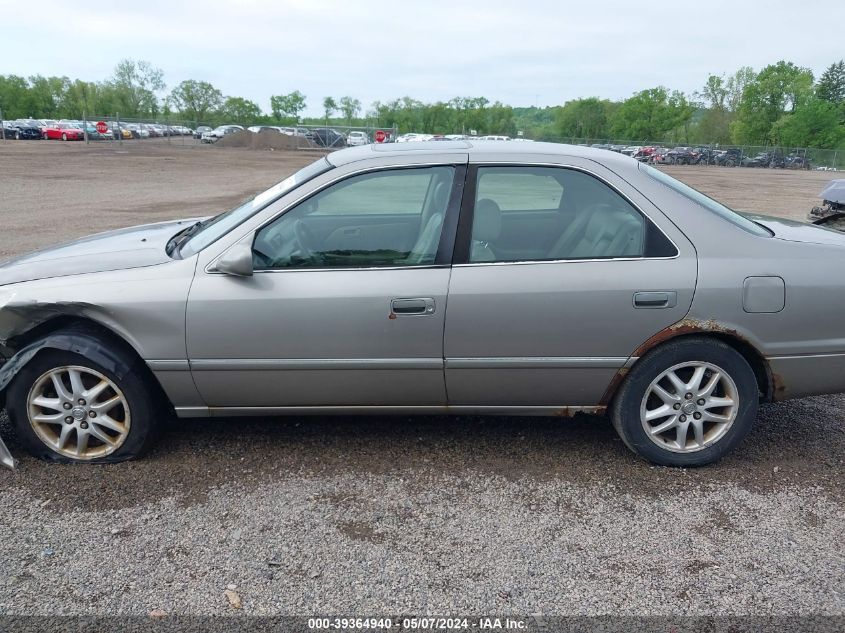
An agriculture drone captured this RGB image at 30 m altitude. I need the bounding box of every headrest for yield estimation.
[472,198,502,242]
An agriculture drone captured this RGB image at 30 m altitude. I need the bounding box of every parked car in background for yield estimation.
[36,119,58,138]
[649,148,672,164]
[108,123,133,140]
[785,154,810,169]
[44,122,84,141]
[201,125,244,143]
[691,147,719,165]
[622,146,641,157]
[311,128,346,148]
[143,124,162,138]
[346,131,370,146]
[633,146,660,162]
[82,122,114,141]
[665,147,696,165]
[193,126,212,139]
[742,152,785,169]
[2,120,42,140]
[714,148,742,167]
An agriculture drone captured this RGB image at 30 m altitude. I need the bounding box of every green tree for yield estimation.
[726,66,756,112]
[0,75,34,118]
[731,61,814,144]
[817,60,845,105]
[270,90,306,123]
[772,97,845,148]
[610,87,692,141]
[108,59,165,117]
[169,80,223,124]
[221,96,262,123]
[322,96,337,122]
[555,97,612,140]
[338,96,361,124]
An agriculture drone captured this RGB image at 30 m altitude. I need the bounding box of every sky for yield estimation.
[1,0,843,117]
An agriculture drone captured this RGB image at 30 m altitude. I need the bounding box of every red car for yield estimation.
[44,122,84,141]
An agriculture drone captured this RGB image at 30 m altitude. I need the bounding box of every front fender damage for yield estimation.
[0,323,134,470]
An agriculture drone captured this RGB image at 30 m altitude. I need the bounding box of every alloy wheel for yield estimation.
[27,365,131,460]
[639,361,738,453]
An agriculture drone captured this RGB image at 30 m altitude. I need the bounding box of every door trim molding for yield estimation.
[174,404,607,418]
[189,358,444,371]
[445,356,630,369]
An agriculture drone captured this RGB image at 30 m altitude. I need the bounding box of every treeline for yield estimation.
[1,58,843,148]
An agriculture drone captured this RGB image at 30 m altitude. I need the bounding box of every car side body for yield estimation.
[2,141,845,466]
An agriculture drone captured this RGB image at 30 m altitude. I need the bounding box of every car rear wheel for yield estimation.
[61,133,67,141]
[610,338,758,466]
[7,349,162,463]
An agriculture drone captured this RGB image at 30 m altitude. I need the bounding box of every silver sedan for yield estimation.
[1,142,843,469]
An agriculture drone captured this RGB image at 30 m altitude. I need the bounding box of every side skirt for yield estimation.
[174,405,607,418]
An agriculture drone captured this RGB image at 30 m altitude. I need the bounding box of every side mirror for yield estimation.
[215,243,254,277]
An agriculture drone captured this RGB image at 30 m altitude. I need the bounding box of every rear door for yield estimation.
[444,157,697,407]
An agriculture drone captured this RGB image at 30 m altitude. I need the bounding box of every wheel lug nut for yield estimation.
[89,411,97,418]
[80,421,88,429]
[685,393,693,400]
[64,416,73,424]
[679,415,687,422]
[78,399,86,406]
[63,403,72,410]
[697,398,705,406]
[673,403,681,410]
[694,412,702,420]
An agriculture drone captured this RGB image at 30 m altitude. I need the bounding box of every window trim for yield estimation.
[246,163,468,273]
[452,162,680,266]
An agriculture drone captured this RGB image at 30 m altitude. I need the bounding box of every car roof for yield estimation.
[325,140,637,169]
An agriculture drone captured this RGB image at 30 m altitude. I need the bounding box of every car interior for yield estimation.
[251,165,674,270]
[469,167,651,263]
[252,166,455,269]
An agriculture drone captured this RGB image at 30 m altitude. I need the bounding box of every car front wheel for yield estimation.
[611,338,758,466]
[7,348,162,463]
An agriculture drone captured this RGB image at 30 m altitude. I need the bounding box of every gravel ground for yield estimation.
[0,141,843,617]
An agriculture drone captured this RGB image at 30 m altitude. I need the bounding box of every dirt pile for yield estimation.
[216,129,317,150]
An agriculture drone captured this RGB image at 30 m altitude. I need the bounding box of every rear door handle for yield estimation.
[391,298,436,315]
[633,291,677,309]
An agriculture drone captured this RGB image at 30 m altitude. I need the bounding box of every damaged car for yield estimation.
[3,142,845,469]
[808,179,845,231]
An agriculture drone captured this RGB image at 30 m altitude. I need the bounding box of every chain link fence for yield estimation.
[0,108,839,170]
[537,136,843,171]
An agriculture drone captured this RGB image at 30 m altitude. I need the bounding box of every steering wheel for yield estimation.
[294,220,320,258]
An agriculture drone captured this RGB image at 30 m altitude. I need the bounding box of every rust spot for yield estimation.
[771,372,786,401]
[598,367,629,406]
[552,406,606,418]
[598,318,760,406]
[388,313,397,320]
[629,318,743,359]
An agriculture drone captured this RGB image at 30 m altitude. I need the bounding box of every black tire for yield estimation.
[7,347,162,464]
[610,337,758,467]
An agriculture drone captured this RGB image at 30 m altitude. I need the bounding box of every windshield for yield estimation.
[177,157,333,258]
[640,163,772,237]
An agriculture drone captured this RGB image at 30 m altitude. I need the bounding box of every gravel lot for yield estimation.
[0,141,843,617]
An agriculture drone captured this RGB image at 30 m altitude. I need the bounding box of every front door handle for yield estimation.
[633,291,677,309]
[391,298,436,316]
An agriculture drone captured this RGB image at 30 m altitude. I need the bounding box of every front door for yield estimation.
[444,161,697,407]
[186,164,464,409]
